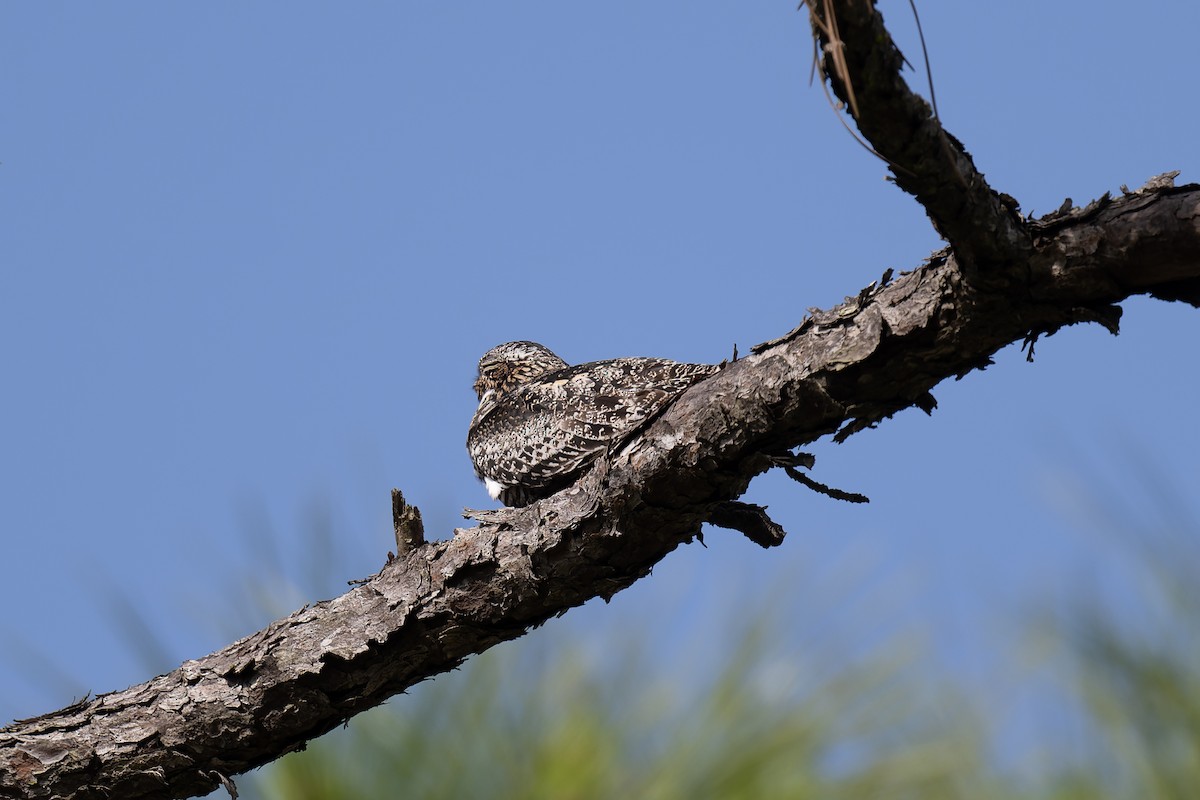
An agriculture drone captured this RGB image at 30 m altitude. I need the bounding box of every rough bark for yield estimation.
[4,3,1200,798]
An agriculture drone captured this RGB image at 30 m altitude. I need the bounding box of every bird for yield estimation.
[467,341,721,507]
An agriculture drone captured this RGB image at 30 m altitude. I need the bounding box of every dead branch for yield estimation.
[3,2,1199,796]
[3,175,1197,800]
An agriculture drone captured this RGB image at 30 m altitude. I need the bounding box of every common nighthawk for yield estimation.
[467,341,721,507]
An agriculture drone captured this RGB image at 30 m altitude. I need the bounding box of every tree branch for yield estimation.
[806,0,1031,274]
[3,176,1197,800]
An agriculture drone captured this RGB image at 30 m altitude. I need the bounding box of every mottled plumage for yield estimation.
[467,341,720,507]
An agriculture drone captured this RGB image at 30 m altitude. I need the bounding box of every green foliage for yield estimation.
[1039,505,1200,799]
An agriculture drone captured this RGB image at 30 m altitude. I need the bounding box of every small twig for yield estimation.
[209,771,238,799]
[1021,332,1039,362]
[906,0,938,122]
[392,488,425,555]
[784,466,869,504]
[707,501,787,549]
[768,450,817,470]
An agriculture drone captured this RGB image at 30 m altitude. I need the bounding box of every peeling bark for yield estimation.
[4,2,1200,797]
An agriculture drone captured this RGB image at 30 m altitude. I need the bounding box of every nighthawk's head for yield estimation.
[473,341,569,402]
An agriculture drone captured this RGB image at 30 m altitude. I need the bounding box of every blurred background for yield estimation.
[2,2,1198,797]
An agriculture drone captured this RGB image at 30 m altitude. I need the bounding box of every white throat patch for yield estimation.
[484,477,506,501]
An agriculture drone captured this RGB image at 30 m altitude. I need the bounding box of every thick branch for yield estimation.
[3,179,1197,800]
[807,0,1031,273]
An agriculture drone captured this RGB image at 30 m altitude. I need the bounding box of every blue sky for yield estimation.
[2,0,1198,774]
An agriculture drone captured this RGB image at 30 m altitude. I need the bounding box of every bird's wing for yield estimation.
[468,358,719,494]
